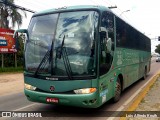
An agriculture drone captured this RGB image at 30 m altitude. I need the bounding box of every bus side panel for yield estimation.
[98,72,115,105]
[114,48,141,89]
[114,48,151,90]
[139,51,151,78]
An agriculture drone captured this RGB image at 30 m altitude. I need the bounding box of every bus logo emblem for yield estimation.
[50,86,55,92]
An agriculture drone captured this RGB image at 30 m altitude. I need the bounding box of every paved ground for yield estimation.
[0,71,160,120]
[0,73,24,96]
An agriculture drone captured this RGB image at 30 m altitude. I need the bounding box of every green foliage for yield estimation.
[0,67,23,73]
[16,33,25,66]
[155,44,160,54]
[0,0,26,28]
[0,0,26,71]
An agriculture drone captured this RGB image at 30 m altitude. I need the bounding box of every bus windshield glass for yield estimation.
[25,11,99,78]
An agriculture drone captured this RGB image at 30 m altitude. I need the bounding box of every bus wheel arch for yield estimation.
[112,74,123,103]
[118,74,123,91]
[143,66,147,80]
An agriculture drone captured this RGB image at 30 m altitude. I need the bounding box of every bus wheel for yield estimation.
[142,68,147,80]
[113,78,121,103]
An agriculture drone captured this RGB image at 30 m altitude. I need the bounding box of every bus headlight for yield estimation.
[25,83,36,91]
[74,88,96,94]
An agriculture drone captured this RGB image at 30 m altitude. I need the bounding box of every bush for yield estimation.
[0,67,23,73]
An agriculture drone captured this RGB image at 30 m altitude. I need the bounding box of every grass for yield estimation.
[140,98,145,103]
[0,67,23,73]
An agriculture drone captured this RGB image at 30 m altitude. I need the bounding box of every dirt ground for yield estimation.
[0,73,24,96]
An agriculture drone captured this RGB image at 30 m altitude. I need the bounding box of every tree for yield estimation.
[0,0,26,29]
[155,44,160,54]
[0,0,26,68]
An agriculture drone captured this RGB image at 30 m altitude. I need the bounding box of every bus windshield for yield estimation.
[25,11,99,78]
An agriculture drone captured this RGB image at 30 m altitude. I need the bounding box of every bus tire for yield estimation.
[142,68,147,80]
[113,77,121,103]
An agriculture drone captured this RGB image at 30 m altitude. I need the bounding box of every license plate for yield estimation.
[46,98,59,103]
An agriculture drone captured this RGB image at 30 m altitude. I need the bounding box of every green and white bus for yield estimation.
[15,5,151,108]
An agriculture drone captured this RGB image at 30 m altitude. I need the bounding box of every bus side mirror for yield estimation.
[100,27,108,39]
[111,43,114,51]
[14,29,29,39]
[14,29,29,50]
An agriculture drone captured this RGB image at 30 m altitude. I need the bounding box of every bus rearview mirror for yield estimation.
[100,27,108,39]
[14,29,29,50]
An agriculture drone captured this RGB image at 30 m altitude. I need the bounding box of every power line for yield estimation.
[102,0,134,26]
[0,0,35,13]
[15,0,45,11]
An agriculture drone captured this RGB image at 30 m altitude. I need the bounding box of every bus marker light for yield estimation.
[111,66,114,69]
[46,98,59,103]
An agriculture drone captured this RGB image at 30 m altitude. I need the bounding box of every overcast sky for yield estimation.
[14,0,160,53]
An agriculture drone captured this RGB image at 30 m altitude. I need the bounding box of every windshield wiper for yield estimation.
[62,47,73,79]
[34,43,53,77]
[56,35,65,59]
[56,35,73,80]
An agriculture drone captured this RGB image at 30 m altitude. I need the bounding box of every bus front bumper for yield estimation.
[24,89,100,108]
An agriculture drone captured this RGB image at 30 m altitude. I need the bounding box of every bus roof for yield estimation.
[33,5,111,16]
[32,5,150,41]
